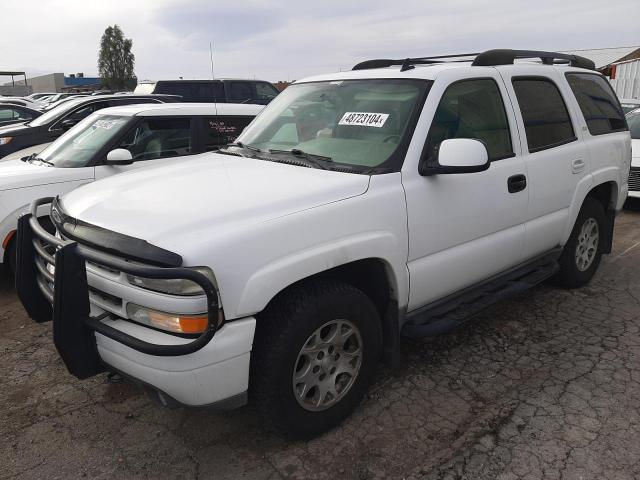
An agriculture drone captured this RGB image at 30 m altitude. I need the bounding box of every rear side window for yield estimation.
[425,78,513,161]
[512,78,575,153]
[154,82,224,102]
[203,115,255,151]
[565,73,627,135]
[227,82,254,103]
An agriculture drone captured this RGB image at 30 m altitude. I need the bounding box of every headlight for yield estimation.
[127,267,217,296]
[126,303,213,334]
[0,137,13,145]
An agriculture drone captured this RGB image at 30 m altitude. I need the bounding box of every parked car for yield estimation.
[1,97,44,110]
[42,95,89,111]
[0,94,179,159]
[0,104,42,127]
[134,79,280,105]
[620,99,640,115]
[17,49,630,439]
[626,108,640,198]
[26,93,57,101]
[0,102,261,272]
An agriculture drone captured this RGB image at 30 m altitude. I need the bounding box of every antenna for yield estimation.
[209,41,215,80]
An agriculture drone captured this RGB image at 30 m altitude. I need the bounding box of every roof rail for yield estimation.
[351,49,596,71]
[472,49,595,70]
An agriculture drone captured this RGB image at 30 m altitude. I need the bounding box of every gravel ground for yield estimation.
[2,206,640,480]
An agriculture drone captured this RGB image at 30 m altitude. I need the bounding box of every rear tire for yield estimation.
[250,279,382,439]
[557,197,606,288]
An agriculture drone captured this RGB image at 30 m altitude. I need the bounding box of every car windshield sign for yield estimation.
[37,114,131,168]
[234,79,429,172]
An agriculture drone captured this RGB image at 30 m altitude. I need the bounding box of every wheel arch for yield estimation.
[562,178,618,253]
[253,257,403,365]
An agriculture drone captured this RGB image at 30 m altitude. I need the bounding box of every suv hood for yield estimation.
[0,160,93,192]
[60,153,370,247]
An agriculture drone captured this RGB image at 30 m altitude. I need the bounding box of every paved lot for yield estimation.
[2,205,640,480]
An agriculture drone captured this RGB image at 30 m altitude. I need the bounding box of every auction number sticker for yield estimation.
[338,112,389,128]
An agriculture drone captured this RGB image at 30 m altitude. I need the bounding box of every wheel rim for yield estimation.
[575,217,599,272]
[292,319,363,412]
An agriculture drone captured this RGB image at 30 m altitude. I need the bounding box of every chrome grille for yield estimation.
[629,167,640,192]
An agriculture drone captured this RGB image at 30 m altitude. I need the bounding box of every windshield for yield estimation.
[37,113,131,167]
[235,79,429,171]
[628,110,640,139]
[28,97,87,127]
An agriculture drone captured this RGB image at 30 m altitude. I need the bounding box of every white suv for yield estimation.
[17,49,631,439]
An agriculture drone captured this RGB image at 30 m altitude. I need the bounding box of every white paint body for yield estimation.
[0,103,263,265]
[49,62,631,407]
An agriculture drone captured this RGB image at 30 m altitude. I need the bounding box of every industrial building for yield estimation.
[1,72,103,95]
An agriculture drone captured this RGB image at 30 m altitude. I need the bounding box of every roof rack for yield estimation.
[352,49,596,72]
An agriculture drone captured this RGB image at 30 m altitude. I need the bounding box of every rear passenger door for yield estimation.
[500,68,589,258]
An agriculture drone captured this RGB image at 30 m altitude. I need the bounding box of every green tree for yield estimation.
[98,25,135,91]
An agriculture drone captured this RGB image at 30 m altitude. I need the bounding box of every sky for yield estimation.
[1,0,639,83]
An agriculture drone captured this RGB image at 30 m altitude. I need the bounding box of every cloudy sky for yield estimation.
[1,0,638,82]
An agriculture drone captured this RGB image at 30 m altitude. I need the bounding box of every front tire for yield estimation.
[557,197,606,288]
[250,279,382,439]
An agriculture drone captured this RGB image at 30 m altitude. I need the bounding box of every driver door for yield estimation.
[403,73,529,311]
[95,117,194,179]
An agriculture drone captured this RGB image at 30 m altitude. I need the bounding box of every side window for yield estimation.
[565,73,627,135]
[116,118,192,160]
[60,102,110,126]
[255,82,279,102]
[227,82,254,103]
[0,107,24,120]
[203,115,255,151]
[425,78,513,162]
[512,78,575,153]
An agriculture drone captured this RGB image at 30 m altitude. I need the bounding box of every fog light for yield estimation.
[126,304,209,334]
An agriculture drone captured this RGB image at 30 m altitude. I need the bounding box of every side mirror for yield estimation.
[60,118,78,131]
[419,138,490,176]
[105,148,134,165]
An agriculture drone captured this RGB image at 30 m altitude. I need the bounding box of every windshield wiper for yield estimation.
[218,142,264,158]
[29,155,54,167]
[268,148,333,170]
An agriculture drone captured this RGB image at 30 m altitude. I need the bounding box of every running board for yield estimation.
[402,249,561,338]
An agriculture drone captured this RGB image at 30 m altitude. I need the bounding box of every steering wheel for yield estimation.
[382,135,400,143]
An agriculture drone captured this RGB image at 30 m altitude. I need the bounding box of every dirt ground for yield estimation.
[2,206,640,480]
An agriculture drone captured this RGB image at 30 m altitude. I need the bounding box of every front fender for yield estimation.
[236,231,408,318]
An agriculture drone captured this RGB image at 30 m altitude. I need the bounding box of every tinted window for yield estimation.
[512,78,575,152]
[228,82,254,103]
[203,115,255,151]
[255,82,279,101]
[565,73,627,135]
[61,101,110,126]
[425,79,513,161]
[155,82,224,102]
[117,118,192,160]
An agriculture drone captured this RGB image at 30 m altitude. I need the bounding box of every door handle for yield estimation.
[572,158,585,174]
[508,174,527,193]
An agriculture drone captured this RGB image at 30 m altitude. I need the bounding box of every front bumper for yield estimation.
[16,197,252,407]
